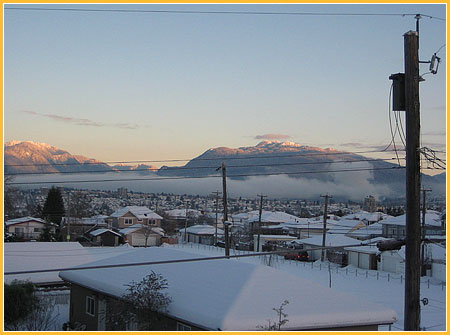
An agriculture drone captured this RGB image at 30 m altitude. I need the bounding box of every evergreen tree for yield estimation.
[41,186,65,225]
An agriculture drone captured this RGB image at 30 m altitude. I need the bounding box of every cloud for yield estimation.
[254,134,291,141]
[13,163,399,201]
[22,110,141,130]
[337,142,393,151]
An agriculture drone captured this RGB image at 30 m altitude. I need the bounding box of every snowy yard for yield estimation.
[167,243,446,331]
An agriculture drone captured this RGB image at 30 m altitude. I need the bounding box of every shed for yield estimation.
[89,229,123,246]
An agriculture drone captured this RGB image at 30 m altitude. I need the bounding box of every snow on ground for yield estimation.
[165,243,446,331]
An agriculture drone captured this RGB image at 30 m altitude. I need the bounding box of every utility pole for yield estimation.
[421,188,431,276]
[256,194,267,252]
[67,191,71,242]
[184,201,188,243]
[212,190,221,246]
[320,194,331,262]
[404,30,421,331]
[221,163,230,257]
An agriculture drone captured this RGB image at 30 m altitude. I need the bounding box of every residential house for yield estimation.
[179,224,224,245]
[380,211,444,239]
[165,209,202,221]
[297,234,359,263]
[119,224,165,247]
[5,217,56,240]
[109,206,162,229]
[59,247,397,331]
[61,215,109,241]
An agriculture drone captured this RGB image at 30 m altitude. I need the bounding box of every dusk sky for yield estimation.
[4,3,446,168]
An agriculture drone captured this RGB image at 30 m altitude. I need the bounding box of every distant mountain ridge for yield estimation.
[4,141,114,174]
[4,140,445,197]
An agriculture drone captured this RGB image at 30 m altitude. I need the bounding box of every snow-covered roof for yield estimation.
[119,224,165,236]
[326,219,364,235]
[258,235,298,240]
[165,209,202,219]
[346,222,383,238]
[59,247,397,330]
[81,215,109,225]
[110,206,162,220]
[5,242,135,285]
[247,211,302,224]
[184,225,224,235]
[89,229,122,237]
[299,234,359,247]
[379,211,443,227]
[342,211,391,222]
[5,216,47,226]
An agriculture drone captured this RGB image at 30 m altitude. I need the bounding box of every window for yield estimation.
[124,218,133,225]
[14,227,24,236]
[86,296,96,316]
[34,228,42,233]
[176,322,191,331]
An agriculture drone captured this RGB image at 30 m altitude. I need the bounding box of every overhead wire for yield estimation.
[4,148,406,168]
[4,157,403,176]
[3,7,446,21]
[6,166,408,186]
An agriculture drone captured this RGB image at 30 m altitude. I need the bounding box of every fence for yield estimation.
[172,243,446,290]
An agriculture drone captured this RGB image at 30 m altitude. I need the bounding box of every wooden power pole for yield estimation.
[67,191,71,242]
[221,163,230,257]
[320,194,331,262]
[404,30,421,331]
[212,190,221,246]
[256,194,267,252]
[421,188,431,276]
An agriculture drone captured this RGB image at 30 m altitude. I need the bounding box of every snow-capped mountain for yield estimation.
[4,141,114,174]
[158,140,381,180]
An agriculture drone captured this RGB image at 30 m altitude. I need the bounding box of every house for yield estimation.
[253,234,298,252]
[119,224,165,247]
[379,211,444,239]
[344,237,390,270]
[297,234,359,263]
[5,217,56,240]
[179,224,224,245]
[165,209,202,221]
[109,206,162,229]
[89,229,123,247]
[59,247,397,331]
[61,215,109,241]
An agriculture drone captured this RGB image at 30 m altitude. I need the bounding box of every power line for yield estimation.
[3,148,405,167]
[4,241,377,276]
[4,157,402,176]
[3,7,446,21]
[7,166,408,186]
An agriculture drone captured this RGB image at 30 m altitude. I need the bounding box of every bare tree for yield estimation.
[105,271,171,330]
[258,300,289,331]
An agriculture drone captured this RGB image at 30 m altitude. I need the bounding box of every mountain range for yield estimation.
[4,140,445,197]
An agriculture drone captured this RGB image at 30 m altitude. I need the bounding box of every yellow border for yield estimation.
[1,2,447,335]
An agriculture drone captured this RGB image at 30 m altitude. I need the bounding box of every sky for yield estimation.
[4,3,447,169]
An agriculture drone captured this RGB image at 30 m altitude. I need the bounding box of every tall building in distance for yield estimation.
[117,187,128,198]
[363,195,376,212]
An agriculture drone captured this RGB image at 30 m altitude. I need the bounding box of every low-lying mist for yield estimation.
[10,165,399,201]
